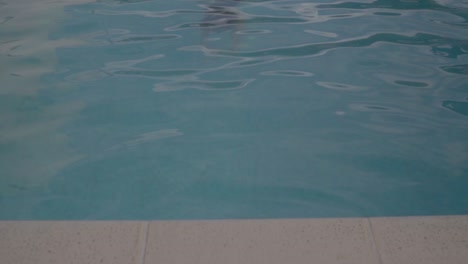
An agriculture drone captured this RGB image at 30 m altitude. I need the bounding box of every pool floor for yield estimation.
[1,215,467,264]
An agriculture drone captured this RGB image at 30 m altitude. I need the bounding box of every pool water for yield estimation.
[1,0,467,220]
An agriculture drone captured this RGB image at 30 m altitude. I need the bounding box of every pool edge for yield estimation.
[1,215,467,264]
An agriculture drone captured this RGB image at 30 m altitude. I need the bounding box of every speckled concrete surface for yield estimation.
[1,216,467,264]
[0,221,148,264]
[145,218,378,264]
[370,215,468,264]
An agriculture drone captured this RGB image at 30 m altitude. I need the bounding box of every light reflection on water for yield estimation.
[0,0,468,219]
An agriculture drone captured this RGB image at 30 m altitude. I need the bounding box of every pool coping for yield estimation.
[1,215,467,264]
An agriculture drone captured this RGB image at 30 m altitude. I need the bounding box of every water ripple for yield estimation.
[373,12,401,17]
[235,29,271,35]
[110,34,180,44]
[165,16,309,31]
[440,64,468,75]
[349,103,400,112]
[94,8,204,18]
[153,78,255,92]
[317,81,367,91]
[304,29,338,38]
[65,69,112,82]
[260,70,313,77]
[0,16,13,24]
[99,0,153,5]
[106,53,162,66]
[376,74,433,88]
[231,57,279,66]
[113,69,199,79]
[432,44,468,58]
[208,33,463,58]
[108,129,183,151]
[317,0,468,22]
[442,100,468,116]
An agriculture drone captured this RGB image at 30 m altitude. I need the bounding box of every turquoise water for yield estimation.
[1,0,467,220]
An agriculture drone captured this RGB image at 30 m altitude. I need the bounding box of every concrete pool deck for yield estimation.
[1,215,467,264]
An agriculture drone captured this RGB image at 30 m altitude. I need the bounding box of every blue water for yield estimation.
[1,0,467,220]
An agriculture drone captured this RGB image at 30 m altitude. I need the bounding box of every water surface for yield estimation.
[1,0,468,219]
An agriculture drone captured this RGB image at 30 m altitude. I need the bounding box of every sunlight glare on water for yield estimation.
[0,0,468,219]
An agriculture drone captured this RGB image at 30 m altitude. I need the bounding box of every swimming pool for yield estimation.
[1,0,467,220]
